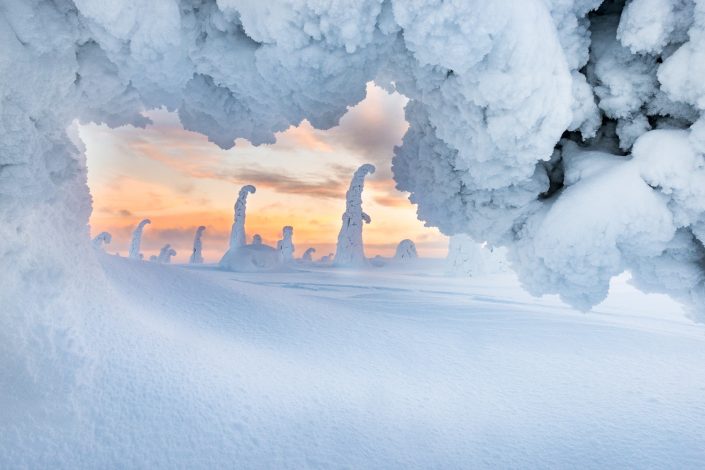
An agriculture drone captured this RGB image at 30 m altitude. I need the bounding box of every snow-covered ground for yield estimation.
[5,254,705,468]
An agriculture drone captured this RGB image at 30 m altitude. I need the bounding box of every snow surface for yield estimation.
[3,255,704,468]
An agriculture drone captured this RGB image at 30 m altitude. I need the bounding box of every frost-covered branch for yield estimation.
[129,219,151,260]
[334,164,375,266]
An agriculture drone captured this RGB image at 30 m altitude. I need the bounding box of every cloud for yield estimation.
[321,83,409,178]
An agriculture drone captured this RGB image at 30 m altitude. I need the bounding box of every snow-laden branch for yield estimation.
[334,164,375,266]
[129,219,151,260]
[92,231,112,251]
[189,226,206,264]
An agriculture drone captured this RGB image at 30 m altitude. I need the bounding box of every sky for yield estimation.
[81,82,448,263]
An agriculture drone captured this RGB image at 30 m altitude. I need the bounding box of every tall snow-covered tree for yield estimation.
[229,185,256,250]
[220,185,256,269]
[129,219,151,260]
[189,226,206,264]
[334,164,375,266]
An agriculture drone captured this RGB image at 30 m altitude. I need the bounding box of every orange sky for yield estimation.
[81,83,448,263]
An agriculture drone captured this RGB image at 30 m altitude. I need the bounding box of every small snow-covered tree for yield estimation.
[276,226,295,263]
[334,164,375,266]
[229,185,256,250]
[157,244,177,264]
[92,231,112,251]
[394,239,418,261]
[302,247,316,262]
[189,226,206,264]
[252,234,262,246]
[129,219,151,260]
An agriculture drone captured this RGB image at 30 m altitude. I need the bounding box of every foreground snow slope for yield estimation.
[4,254,705,468]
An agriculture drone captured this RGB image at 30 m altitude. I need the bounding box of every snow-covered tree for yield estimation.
[129,219,151,260]
[394,239,418,261]
[229,185,256,250]
[334,164,375,266]
[276,226,295,263]
[189,226,206,264]
[252,234,263,246]
[302,247,316,262]
[157,244,177,264]
[92,231,112,251]
[220,185,256,269]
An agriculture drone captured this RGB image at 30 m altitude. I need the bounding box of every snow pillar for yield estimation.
[229,185,256,250]
[277,226,295,263]
[189,226,206,264]
[129,219,151,260]
[334,164,375,266]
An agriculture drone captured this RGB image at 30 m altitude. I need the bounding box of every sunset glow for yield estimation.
[82,83,448,263]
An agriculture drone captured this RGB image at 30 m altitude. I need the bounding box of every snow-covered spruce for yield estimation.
[252,234,263,246]
[394,239,418,261]
[276,226,295,263]
[189,226,206,264]
[220,185,256,269]
[229,185,256,250]
[334,164,375,266]
[92,231,112,251]
[302,247,316,262]
[157,244,177,264]
[128,219,151,260]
